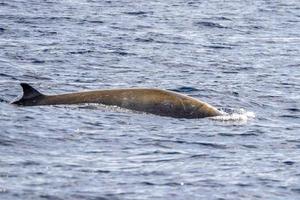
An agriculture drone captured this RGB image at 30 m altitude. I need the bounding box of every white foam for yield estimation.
[210,108,255,122]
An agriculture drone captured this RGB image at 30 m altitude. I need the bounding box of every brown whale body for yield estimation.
[12,83,222,119]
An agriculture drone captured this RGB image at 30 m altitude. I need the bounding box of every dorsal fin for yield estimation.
[20,83,42,99]
[11,83,44,105]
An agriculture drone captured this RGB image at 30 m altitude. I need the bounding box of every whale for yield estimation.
[11,83,222,119]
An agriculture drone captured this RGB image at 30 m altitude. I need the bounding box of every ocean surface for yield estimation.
[0,0,300,199]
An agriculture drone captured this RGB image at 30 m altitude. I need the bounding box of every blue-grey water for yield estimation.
[1,0,300,199]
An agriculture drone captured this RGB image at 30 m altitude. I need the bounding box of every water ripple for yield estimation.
[1,0,299,199]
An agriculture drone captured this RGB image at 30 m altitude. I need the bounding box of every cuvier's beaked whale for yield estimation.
[11,83,222,119]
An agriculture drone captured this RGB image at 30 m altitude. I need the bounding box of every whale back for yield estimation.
[11,83,222,118]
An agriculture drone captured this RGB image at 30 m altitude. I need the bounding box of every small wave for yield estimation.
[140,181,188,186]
[31,59,46,64]
[68,50,94,55]
[21,160,40,166]
[203,45,233,50]
[194,21,227,29]
[112,51,136,56]
[283,161,295,166]
[170,86,200,93]
[87,20,104,24]
[0,139,15,146]
[0,73,18,80]
[124,11,153,16]
[79,169,110,174]
[280,114,299,119]
[210,108,255,122]
[135,37,154,43]
[0,97,10,103]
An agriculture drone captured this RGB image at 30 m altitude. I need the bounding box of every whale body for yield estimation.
[11,83,222,119]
